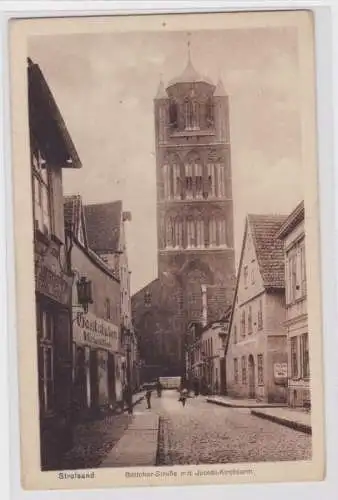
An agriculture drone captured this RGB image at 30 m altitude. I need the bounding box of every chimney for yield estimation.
[201,284,207,327]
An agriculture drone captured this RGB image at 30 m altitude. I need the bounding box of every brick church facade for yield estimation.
[132,53,236,380]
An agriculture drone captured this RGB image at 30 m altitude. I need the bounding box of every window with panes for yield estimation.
[32,149,51,236]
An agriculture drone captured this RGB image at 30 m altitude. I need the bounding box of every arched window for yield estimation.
[209,218,217,247]
[187,219,196,248]
[206,98,214,128]
[196,219,205,248]
[169,100,177,128]
[207,163,216,198]
[174,218,183,248]
[166,217,174,248]
[184,98,194,130]
[217,163,225,197]
[162,164,170,199]
[185,161,193,199]
[217,219,227,247]
[192,101,200,130]
[195,161,203,199]
[173,163,181,199]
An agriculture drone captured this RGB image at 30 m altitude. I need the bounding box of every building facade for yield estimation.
[226,214,288,403]
[83,201,140,393]
[276,202,310,409]
[28,58,82,470]
[64,196,124,415]
[132,50,236,378]
[185,310,230,395]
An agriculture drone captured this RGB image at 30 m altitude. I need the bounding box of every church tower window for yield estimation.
[169,99,177,128]
[195,161,203,199]
[216,163,225,198]
[166,217,174,248]
[187,219,196,248]
[163,164,170,199]
[185,162,193,199]
[206,98,214,128]
[174,217,183,248]
[209,218,217,247]
[173,163,181,200]
[217,219,227,247]
[207,163,216,198]
[196,219,205,248]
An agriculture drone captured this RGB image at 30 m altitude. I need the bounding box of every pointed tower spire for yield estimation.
[155,74,167,99]
[214,78,227,97]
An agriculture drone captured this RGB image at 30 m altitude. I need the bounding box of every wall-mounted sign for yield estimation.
[274,362,288,379]
[35,263,71,306]
[73,311,119,353]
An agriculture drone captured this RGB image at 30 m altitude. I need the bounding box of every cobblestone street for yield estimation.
[151,390,312,466]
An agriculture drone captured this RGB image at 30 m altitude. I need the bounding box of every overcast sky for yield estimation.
[29,26,303,294]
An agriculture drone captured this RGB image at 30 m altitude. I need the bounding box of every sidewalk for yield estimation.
[251,407,312,434]
[59,391,145,470]
[206,395,287,408]
[99,412,159,468]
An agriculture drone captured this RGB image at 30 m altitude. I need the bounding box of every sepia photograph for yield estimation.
[9,9,325,490]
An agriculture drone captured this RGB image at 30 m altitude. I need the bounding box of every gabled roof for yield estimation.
[28,58,82,169]
[275,201,304,240]
[84,201,123,253]
[224,213,287,356]
[248,214,287,289]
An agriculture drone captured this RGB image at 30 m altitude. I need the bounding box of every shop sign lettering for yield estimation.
[35,264,71,305]
[74,312,119,353]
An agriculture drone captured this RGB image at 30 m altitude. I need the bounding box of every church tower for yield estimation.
[154,42,236,338]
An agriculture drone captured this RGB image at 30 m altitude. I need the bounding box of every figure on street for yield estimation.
[145,388,152,409]
[179,388,188,407]
[156,379,162,398]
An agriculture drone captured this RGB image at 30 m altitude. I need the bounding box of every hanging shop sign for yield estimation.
[73,311,119,353]
[35,263,71,306]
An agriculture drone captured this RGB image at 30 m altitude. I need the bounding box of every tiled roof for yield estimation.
[84,201,122,253]
[248,214,287,289]
[64,195,82,234]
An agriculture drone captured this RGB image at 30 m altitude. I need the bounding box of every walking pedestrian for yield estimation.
[145,388,152,409]
[179,388,188,407]
[156,379,162,398]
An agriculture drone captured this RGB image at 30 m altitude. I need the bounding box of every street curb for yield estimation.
[206,398,287,409]
[250,410,312,435]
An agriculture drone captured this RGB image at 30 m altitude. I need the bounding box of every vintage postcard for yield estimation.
[9,9,325,491]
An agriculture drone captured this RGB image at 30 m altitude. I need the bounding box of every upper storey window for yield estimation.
[32,149,51,236]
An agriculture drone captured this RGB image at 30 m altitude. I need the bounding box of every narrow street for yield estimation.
[134,390,312,466]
